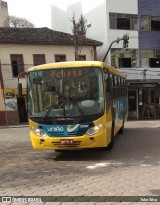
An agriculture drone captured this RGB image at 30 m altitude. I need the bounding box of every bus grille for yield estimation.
[52,141,81,148]
[48,130,86,137]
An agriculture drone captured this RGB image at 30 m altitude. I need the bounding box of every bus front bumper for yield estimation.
[30,129,108,150]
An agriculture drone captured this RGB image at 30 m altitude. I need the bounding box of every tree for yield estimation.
[71,14,89,60]
[4,15,35,28]
[72,14,87,37]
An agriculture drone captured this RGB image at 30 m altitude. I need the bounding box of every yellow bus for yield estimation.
[27,61,128,151]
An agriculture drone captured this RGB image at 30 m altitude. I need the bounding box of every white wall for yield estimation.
[51,6,67,32]
[51,2,83,34]
[106,0,137,14]
[85,1,107,61]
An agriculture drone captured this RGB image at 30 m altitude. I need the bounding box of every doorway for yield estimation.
[17,96,28,123]
[128,90,138,119]
[141,88,155,119]
[119,58,131,68]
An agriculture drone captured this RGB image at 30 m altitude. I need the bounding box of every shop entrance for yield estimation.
[17,97,28,123]
[128,89,138,119]
[141,88,160,119]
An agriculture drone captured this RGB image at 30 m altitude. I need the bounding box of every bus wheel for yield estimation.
[107,122,114,150]
[119,118,124,134]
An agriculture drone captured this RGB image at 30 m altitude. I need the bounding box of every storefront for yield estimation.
[128,79,160,120]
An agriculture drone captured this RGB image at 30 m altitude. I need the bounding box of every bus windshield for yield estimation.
[27,67,104,119]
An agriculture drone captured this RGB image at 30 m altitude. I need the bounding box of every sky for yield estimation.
[6,0,104,28]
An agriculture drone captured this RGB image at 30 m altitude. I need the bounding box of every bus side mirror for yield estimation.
[18,83,22,97]
[107,78,112,92]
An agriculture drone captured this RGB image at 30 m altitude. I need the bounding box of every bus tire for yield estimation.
[107,122,114,150]
[119,118,124,134]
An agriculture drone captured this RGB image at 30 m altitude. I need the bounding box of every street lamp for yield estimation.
[103,34,129,62]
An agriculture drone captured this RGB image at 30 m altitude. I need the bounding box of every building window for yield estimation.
[142,50,160,67]
[109,13,138,30]
[141,16,160,31]
[141,16,149,30]
[119,58,131,68]
[117,18,130,30]
[151,20,160,31]
[149,58,160,68]
[10,54,24,77]
[33,54,46,66]
[78,55,86,61]
[55,55,66,62]
[111,48,138,68]
[111,58,116,67]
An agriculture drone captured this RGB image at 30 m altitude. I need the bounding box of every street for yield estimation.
[0,120,160,205]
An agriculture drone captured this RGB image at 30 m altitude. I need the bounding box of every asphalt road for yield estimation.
[0,120,160,205]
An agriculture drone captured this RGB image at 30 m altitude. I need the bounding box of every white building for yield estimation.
[0,0,8,27]
[51,0,138,67]
[51,2,82,34]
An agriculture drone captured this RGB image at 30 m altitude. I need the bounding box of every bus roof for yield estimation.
[27,61,126,78]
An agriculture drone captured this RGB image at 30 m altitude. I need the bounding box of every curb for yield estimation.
[0,125,29,129]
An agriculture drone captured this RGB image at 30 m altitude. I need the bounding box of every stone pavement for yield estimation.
[0,120,160,205]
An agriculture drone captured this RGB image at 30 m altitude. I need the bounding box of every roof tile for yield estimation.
[0,27,103,46]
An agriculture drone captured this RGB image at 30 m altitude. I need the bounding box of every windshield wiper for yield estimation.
[44,97,59,122]
[44,92,87,123]
[69,93,87,123]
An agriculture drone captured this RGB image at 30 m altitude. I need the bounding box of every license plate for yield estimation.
[60,139,73,144]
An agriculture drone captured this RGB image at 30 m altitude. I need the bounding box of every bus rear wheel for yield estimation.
[107,123,114,150]
[119,118,124,134]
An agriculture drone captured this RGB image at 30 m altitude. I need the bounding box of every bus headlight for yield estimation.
[86,124,103,136]
[31,126,46,138]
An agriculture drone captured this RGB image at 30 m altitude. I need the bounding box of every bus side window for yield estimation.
[115,76,118,99]
[122,78,124,97]
[122,78,125,96]
[104,69,112,93]
[112,75,115,100]
[117,76,119,98]
[118,77,121,98]
[119,77,122,98]
[117,76,119,99]
[124,79,127,95]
